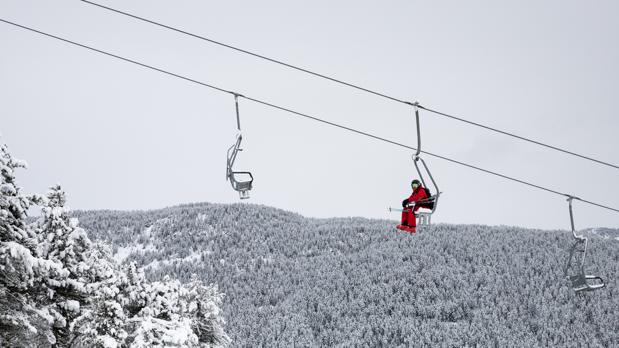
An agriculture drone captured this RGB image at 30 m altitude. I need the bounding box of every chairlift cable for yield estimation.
[243,95,573,200]
[417,105,619,170]
[2,18,618,215]
[0,19,237,98]
[79,0,409,105]
[80,0,619,171]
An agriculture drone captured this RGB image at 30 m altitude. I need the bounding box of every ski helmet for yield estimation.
[411,179,421,187]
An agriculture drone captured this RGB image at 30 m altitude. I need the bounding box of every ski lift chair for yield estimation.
[409,102,442,226]
[388,102,443,226]
[226,134,253,199]
[566,237,605,292]
[564,196,605,292]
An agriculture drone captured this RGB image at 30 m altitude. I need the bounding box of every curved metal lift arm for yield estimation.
[412,103,441,219]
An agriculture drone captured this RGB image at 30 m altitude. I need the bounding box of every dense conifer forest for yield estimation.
[0,145,229,347]
[74,203,619,347]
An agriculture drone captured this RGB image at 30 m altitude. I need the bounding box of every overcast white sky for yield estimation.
[1,0,618,230]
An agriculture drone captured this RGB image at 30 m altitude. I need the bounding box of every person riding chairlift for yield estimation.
[397,179,428,233]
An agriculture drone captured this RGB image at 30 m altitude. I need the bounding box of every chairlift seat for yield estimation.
[418,195,437,210]
[235,180,252,191]
[570,274,605,292]
[415,193,441,214]
[230,171,253,191]
[415,208,433,215]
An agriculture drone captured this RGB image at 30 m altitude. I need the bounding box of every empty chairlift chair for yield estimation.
[564,196,605,292]
[225,93,254,199]
[226,134,253,199]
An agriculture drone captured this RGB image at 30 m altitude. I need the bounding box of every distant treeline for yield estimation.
[74,202,619,347]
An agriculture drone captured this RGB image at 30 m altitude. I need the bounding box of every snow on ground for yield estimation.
[113,219,213,267]
[113,224,160,263]
[196,213,208,223]
[101,335,118,348]
[114,243,158,263]
[142,226,152,238]
[144,251,203,270]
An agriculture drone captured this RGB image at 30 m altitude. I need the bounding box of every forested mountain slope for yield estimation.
[73,203,619,347]
[1,141,229,348]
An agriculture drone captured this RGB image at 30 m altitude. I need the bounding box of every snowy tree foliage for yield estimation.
[126,274,229,347]
[0,143,67,347]
[0,143,229,347]
[75,202,619,347]
[34,184,92,346]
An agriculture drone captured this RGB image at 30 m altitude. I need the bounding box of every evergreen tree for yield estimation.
[128,278,198,347]
[70,243,128,348]
[0,144,67,347]
[0,141,231,347]
[36,184,92,346]
[184,275,231,347]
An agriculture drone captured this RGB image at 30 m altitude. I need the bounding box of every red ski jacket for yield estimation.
[406,186,428,206]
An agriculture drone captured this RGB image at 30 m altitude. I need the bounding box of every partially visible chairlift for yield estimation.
[226,94,253,199]
[564,196,605,292]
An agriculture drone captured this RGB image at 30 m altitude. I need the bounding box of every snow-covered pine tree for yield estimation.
[0,143,68,347]
[45,200,231,348]
[120,263,148,318]
[127,277,196,347]
[127,275,230,347]
[70,243,128,348]
[184,275,231,347]
[1,141,231,347]
[35,184,92,346]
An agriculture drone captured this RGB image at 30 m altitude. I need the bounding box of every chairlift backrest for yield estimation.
[570,274,605,293]
[226,134,243,179]
[413,155,440,215]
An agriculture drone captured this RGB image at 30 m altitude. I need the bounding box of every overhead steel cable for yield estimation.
[417,105,619,170]
[80,0,619,171]
[2,18,618,215]
[0,20,232,95]
[79,0,409,105]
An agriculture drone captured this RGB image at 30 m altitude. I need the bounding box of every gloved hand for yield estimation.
[402,199,409,208]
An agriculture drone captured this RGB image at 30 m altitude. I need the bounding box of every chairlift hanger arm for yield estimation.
[411,101,422,158]
[408,103,439,195]
[226,135,243,173]
[234,93,244,131]
[225,94,253,198]
[412,194,441,205]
